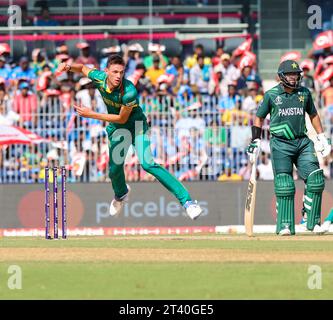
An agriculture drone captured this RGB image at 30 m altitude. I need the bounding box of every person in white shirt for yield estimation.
[257,151,274,180]
[189,55,211,94]
[219,53,240,84]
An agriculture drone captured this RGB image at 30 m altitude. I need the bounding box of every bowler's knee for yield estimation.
[141,160,158,173]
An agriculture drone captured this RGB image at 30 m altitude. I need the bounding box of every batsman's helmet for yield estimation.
[277,60,303,89]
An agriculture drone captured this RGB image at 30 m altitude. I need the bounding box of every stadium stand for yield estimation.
[1,0,333,184]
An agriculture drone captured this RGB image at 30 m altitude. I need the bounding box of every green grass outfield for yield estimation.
[0,234,333,299]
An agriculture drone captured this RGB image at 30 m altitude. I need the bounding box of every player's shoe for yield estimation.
[184,200,203,220]
[298,217,307,232]
[109,185,131,216]
[298,221,324,234]
[312,224,325,235]
[321,221,331,233]
[279,226,291,236]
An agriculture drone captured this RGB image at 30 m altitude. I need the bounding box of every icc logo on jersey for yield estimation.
[274,96,282,105]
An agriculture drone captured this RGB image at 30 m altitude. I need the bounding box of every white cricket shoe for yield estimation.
[321,221,331,234]
[109,185,131,216]
[313,224,325,235]
[184,200,203,220]
[279,227,291,236]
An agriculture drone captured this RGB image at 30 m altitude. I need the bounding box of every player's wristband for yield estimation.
[251,126,262,141]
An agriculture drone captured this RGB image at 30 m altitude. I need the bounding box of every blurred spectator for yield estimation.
[21,6,33,27]
[238,160,252,180]
[0,43,11,64]
[322,76,333,108]
[300,60,315,91]
[129,63,153,95]
[257,152,274,180]
[178,126,207,181]
[219,83,242,111]
[145,55,166,88]
[34,7,59,27]
[211,45,225,67]
[203,119,226,179]
[59,82,75,113]
[190,55,211,94]
[166,56,190,94]
[36,66,53,96]
[100,45,121,70]
[10,56,36,85]
[32,48,51,76]
[217,161,242,181]
[143,43,168,69]
[185,44,211,69]
[217,53,240,84]
[76,77,105,113]
[0,86,19,125]
[21,144,42,182]
[176,83,194,109]
[124,43,144,78]
[245,73,262,92]
[204,119,226,147]
[208,64,228,96]
[53,45,72,70]
[75,42,98,69]
[230,111,251,148]
[175,105,205,140]
[12,82,38,128]
[242,83,262,114]
[156,74,174,97]
[237,66,252,92]
[0,56,11,81]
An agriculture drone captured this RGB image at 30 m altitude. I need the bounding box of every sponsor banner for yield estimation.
[1,182,333,229]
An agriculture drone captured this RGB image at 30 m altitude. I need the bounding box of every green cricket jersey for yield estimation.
[88,69,146,128]
[256,84,317,140]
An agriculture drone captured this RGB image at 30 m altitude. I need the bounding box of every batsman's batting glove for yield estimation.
[247,139,261,164]
[315,133,331,157]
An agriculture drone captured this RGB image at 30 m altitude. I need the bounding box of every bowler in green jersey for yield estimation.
[56,54,203,219]
[247,60,331,235]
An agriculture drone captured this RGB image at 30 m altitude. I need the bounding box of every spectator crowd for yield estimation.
[1,7,333,183]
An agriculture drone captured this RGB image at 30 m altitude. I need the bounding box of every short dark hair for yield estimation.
[107,54,125,68]
[135,63,146,71]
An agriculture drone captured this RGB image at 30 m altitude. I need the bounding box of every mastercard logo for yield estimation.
[17,191,84,228]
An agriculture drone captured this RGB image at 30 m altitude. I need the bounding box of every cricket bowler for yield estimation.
[247,60,331,235]
[56,54,203,219]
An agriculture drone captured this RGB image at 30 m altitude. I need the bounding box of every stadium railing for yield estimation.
[0,94,272,184]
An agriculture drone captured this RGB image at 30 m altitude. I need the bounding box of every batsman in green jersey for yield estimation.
[56,54,203,219]
[247,60,331,235]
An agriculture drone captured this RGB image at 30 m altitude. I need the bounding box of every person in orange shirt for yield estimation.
[322,76,333,108]
[145,55,166,88]
[12,81,38,128]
